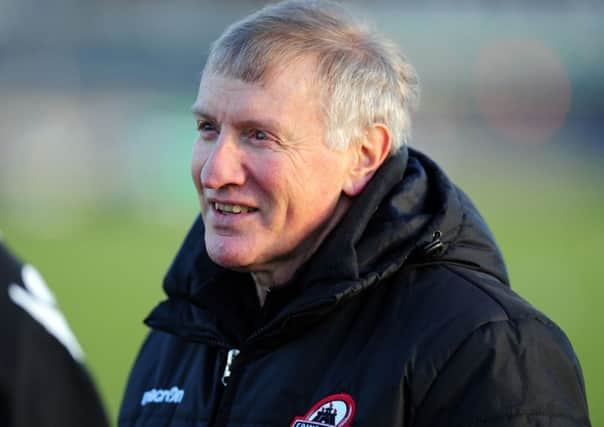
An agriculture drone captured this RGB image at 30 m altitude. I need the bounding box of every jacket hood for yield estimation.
[287,147,509,297]
[146,147,509,344]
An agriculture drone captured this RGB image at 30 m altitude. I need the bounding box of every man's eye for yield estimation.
[252,130,268,140]
[196,120,216,133]
[246,129,281,148]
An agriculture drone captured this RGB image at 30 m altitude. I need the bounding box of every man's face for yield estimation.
[191,59,356,277]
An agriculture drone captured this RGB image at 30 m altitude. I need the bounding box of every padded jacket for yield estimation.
[119,148,591,426]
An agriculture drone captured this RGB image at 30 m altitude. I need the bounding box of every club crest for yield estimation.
[290,393,355,427]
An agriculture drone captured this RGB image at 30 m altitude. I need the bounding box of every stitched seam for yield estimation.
[410,265,520,424]
[441,264,513,321]
[412,319,513,424]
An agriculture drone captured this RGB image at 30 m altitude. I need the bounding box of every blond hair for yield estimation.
[203,0,419,153]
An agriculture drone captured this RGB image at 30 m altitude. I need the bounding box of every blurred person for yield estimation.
[120,1,591,426]
[0,236,109,426]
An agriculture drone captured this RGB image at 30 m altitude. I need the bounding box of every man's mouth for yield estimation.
[214,202,258,214]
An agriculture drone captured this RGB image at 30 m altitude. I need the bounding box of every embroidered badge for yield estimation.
[290,393,355,427]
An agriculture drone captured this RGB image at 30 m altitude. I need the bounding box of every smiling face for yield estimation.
[191,58,358,285]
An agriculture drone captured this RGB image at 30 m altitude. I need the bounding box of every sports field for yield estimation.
[0,1,601,424]
[2,135,602,425]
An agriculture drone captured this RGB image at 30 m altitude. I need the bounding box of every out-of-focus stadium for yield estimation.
[1,0,602,424]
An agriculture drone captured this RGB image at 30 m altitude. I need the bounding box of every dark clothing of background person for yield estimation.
[119,148,591,426]
[0,238,110,427]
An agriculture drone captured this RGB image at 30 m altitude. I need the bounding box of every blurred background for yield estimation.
[1,0,602,424]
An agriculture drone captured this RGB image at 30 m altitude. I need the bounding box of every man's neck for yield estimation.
[251,196,352,306]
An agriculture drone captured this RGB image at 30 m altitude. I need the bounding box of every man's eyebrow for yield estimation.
[191,104,213,120]
[237,118,286,135]
[191,105,288,137]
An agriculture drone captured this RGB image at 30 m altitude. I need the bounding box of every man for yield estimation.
[120,1,591,426]
[0,237,109,426]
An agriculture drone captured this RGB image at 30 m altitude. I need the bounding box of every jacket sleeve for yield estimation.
[412,318,591,427]
[0,242,110,427]
[8,310,111,427]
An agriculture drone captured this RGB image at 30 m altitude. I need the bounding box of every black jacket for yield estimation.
[0,239,109,427]
[120,148,590,426]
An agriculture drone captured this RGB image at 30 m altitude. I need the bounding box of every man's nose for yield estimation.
[200,132,246,189]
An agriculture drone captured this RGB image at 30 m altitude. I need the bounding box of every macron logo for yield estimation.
[141,387,185,406]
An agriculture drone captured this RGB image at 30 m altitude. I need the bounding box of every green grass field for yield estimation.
[2,145,602,425]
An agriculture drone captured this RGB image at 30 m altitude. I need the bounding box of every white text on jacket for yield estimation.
[141,387,184,406]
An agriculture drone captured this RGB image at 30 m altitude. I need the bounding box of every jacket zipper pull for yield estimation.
[221,349,240,386]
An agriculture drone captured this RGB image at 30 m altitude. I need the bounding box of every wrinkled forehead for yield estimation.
[202,53,322,97]
[193,59,325,135]
[198,56,322,104]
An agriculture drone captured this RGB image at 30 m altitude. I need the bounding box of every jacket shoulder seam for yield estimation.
[414,318,529,421]
[440,264,514,321]
[412,266,552,417]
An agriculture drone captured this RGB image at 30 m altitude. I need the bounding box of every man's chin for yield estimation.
[206,246,254,272]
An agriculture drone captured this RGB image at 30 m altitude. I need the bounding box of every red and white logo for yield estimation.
[290,393,356,427]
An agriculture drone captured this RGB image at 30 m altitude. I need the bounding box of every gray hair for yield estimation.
[203,0,419,154]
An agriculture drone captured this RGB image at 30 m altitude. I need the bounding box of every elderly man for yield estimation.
[119,1,590,426]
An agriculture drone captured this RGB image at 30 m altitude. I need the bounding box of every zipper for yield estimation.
[212,313,309,425]
[207,231,444,423]
[218,308,320,387]
[210,288,375,424]
[211,347,248,427]
[221,348,240,386]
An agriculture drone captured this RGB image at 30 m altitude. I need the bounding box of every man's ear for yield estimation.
[343,124,391,197]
